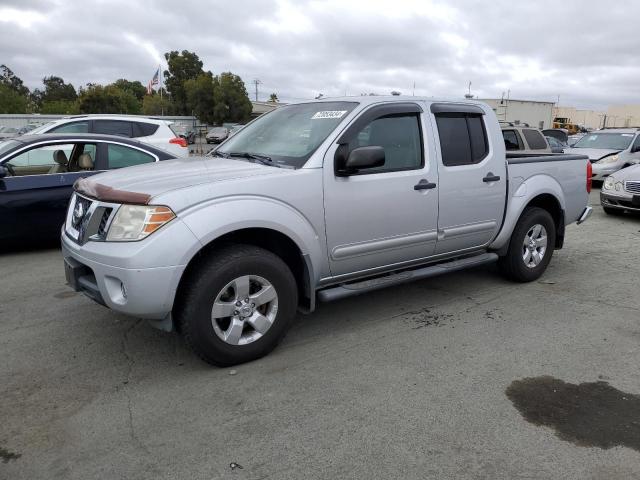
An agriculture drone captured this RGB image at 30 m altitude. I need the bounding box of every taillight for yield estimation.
[170,137,187,148]
[586,161,592,193]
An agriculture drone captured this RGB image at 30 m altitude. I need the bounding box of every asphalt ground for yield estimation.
[2,189,640,480]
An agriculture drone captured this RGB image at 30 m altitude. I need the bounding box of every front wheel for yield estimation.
[498,207,556,282]
[175,245,298,366]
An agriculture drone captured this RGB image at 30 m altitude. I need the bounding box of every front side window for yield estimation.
[502,130,522,151]
[94,120,133,137]
[573,133,634,150]
[50,121,89,134]
[348,114,423,173]
[106,144,155,169]
[436,114,489,166]
[217,101,358,168]
[4,143,75,175]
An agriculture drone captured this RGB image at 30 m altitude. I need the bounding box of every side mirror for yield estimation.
[0,165,7,178]
[336,146,385,176]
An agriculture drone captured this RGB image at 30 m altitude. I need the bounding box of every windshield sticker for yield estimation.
[312,110,347,120]
[588,135,597,140]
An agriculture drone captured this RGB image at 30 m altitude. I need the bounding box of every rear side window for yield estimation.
[94,120,133,137]
[503,130,522,151]
[133,122,159,137]
[522,129,548,150]
[50,121,89,134]
[435,114,489,166]
[106,144,155,169]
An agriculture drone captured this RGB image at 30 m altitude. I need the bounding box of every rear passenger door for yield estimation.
[94,142,158,170]
[431,104,507,254]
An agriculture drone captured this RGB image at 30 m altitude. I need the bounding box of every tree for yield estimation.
[41,76,77,102]
[77,84,141,114]
[184,73,215,124]
[163,50,204,115]
[112,79,147,101]
[212,72,253,124]
[142,93,176,116]
[0,83,28,113]
[39,99,78,114]
[0,65,29,96]
[268,93,278,103]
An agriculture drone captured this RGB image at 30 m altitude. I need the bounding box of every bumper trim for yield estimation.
[577,206,592,225]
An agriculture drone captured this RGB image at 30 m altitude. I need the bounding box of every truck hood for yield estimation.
[564,147,620,161]
[74,156,288,204]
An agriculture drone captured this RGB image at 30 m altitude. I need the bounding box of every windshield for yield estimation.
[209,127,227,134]
[572,133,634,150]
[25,122,56,135]
[0,140,20,157]
[217,101,358,168]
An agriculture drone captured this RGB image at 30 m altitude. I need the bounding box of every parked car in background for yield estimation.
[565,128,640,181]
[0,126,20,139]
[206,127,229,144]
[567,133,585,146]
[26,115,189,157]
[600,163,640,215]
[17,124,41,135]
[172,124,197,144]
[501,125,552,154]
[542,128,569,144]
[545,136,567,153]
[0,133,176,242]
[228,124,244,137]
[61,97,591,366]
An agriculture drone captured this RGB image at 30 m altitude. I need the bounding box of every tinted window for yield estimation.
[350,114,422,173]
[94,120,133,137]
[522,129,548,150]
[633,135,640,150]
[50,121,89,134]
[436,114,488,166]
[106,144,155,169]
[132,122,159,137]
[503,130,522,151]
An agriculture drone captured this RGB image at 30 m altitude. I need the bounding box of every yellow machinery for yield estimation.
[552,117,580,135]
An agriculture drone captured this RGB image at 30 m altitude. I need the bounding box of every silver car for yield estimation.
[600,163,640,214]
[566,129,640,181]
[206,127,229,144]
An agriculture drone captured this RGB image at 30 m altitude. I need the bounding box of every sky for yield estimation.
[0,0,637,110]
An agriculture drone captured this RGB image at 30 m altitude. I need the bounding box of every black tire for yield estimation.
[175,245,298,366]
[603,206,624,216]
[498,207,556,283]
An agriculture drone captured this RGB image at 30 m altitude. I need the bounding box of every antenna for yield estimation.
[251,79,262,102]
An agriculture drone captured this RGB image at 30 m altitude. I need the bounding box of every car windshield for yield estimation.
[572,133,634,150]
[209,127,227,134]
[0,140,20,157]
[25,122,56,135]
[217,102,357,168]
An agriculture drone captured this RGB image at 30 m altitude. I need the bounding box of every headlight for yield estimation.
[106,205,175,242]
[603,177,615,189]
[596,154,619,164]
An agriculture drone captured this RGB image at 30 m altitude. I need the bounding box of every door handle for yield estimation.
[414,179,437,190]
[483,173,501,183]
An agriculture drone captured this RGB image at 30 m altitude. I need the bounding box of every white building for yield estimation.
[478,98,555,129]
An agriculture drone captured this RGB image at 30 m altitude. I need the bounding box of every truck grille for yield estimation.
[65,194,116,244]
[625,181,640,194]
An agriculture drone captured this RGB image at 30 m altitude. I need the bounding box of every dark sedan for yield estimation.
[0,133,176,242]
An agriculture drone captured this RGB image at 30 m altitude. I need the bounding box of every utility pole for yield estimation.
[252,79,262,102]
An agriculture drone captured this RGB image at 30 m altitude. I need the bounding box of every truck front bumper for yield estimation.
[61,228,190,323]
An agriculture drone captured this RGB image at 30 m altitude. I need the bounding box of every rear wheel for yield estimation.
[499,207,556,282]
[175,245,298,366]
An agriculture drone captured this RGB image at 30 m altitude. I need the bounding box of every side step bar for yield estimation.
[317,252,499,303]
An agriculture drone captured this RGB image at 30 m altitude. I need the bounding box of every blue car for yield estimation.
[0,133,176,242]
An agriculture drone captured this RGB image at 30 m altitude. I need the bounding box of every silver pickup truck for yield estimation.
[62,97,592,366]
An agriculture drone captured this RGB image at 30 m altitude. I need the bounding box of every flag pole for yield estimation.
[159,64,164,116]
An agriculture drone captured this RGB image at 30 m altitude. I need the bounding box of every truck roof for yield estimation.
[299,95,489,108]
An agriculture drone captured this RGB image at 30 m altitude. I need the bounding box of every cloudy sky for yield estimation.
[0,0,636,109]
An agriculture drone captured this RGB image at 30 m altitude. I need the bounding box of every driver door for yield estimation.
[0,142,98,241]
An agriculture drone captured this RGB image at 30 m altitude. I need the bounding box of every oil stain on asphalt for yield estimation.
[506,376,640,451]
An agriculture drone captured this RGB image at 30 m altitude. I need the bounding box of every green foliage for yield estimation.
[142,93,176,116]
[163,50,204,115]
[0,83,29,113]
[185,73,215,124]
[212,72,253,124]
[41,76,77,102]
[269,93,279,103]
[113,78,147,101]
[0,65,29,96]
[39,99,78,114]
[77,84,141,114]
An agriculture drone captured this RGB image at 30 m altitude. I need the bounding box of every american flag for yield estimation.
[147,67,160,94]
